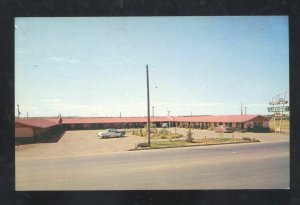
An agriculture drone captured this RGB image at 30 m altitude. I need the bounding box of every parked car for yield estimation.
[162,123,169,128]
[107,129,125,135]
[215,126,233,133]
[98,129,125,139]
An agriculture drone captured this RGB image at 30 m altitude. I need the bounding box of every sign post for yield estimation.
[268,91,288,133]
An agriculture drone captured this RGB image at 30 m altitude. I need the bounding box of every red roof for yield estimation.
[16,118,59,128]
[47,117,172,124]
[44,115,267,124]
[174,115,268,123]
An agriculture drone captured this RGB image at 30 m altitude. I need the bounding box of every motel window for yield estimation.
[253,122,263,127]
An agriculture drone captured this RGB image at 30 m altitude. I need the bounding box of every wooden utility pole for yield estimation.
[241,102,243,115]
[152,106,154,117]
[17,104,21,118]
[167,110,171,127]
[146,65,151,147]
[244,106,248,115]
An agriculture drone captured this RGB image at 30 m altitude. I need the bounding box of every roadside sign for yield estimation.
[274,113,285,117]
[267,106,289,112]
[269,101,288,105]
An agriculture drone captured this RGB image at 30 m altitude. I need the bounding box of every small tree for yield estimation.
[144,123,157,133]
[186,128,194,142]
[139,129,143,137]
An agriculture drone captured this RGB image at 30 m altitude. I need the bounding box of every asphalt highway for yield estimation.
[16,141,289,190]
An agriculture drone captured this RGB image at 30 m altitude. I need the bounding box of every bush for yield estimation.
[242,137,252,141]
[186,128,194,142]
[247,127,270,133]
[137,142,149,147]
[139,129,144,137]
[207,126,214,131]
[144,123,157,133]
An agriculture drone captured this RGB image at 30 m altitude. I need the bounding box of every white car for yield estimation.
[97,129,124,139]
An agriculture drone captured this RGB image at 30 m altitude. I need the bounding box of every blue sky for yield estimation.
[15,16,289,117]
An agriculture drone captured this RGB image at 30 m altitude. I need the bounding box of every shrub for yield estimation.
[137,142,149,147]
[139,129,143,137]
[247,127,271,133]
[186,128,194,142]
[207,126,214,131]
[242,137,252,141]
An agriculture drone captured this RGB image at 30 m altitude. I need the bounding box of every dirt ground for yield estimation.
[15,130,146,159]
[165,128,289,143]
[15,128,289,159]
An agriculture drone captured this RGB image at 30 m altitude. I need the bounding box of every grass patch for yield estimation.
[131,128,183,140]
[138,140,194,149]
[136,137,259,149]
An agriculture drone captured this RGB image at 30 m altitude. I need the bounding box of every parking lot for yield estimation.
[15,130,146,159]
[15,128,289,159]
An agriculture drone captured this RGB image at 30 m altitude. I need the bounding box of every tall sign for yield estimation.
[268,91,289,133]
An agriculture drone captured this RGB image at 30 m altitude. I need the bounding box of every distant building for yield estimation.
[173,115,269,130]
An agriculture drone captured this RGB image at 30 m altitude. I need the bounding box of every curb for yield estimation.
[128,140,260,151]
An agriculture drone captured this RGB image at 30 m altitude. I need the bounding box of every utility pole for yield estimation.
[167,110,171,128]
[241,102,243,115]
[244,106,248,115]
[146,65,151,147]
[152,106,154,117]
[120,112,121,118]
[27,112,28,118]
[17,104,21,118]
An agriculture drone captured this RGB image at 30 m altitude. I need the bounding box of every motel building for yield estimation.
[15,115,269,144]
[15,118,63,144]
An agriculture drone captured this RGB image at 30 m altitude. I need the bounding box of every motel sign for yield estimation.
[267,106,290,112]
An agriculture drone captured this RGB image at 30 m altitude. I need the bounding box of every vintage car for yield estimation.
[215,126,233,133]
[97,129,125,138]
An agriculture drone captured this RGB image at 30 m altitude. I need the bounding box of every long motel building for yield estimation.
[15,115,269,144]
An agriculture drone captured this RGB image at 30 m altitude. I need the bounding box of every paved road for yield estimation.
[16,141,289,190]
